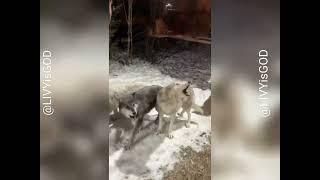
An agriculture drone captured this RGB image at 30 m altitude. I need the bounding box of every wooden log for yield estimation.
[150,34,211,44]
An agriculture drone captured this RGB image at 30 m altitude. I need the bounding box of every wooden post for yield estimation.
[146,0,156,63]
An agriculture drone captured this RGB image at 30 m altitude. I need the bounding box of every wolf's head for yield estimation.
[118,95,139,119]
[171,81,189,91]
[182,81,194,96]
[172,81,193,96]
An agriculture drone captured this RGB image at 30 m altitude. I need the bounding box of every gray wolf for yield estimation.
[117,85,162,150]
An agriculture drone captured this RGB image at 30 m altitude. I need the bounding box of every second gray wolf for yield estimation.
[155,82,190,138]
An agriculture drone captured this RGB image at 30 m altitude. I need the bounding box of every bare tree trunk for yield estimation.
[109,0,113,21]
[145,0,156,63]
[127,0,133,64]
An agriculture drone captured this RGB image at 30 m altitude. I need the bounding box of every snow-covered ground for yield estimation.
[109,56,211,180]
[111,43,211,90]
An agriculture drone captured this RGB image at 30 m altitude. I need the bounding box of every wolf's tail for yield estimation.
[192,104,204,115]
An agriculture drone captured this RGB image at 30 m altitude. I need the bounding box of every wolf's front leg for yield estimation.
[185,110,191,128]
[156,113,164,135]
[151,114,159,131]
[178,109,185,117]
[167,114,175,139]
[124,118,143,150]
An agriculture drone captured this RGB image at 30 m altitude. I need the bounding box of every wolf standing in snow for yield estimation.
[156,81,202,138]
[117,85,162,150]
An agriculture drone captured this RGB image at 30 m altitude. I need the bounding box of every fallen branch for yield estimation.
[150,34,211,44]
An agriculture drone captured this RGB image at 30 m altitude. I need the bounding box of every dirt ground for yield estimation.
[163,144,211,180]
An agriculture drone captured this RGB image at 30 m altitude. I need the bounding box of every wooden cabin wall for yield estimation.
[111,0,211,43]
[156,0,211,37]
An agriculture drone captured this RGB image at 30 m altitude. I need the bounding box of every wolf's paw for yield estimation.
[124,144,131,150]
[123,142,132,150]
[155,130,162,135]
[185,122,190,128]
[150,124,157,131]
[122,139,132,151]
[167,134,174,139]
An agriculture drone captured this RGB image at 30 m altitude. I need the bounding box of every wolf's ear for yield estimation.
[190,84,196,88]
